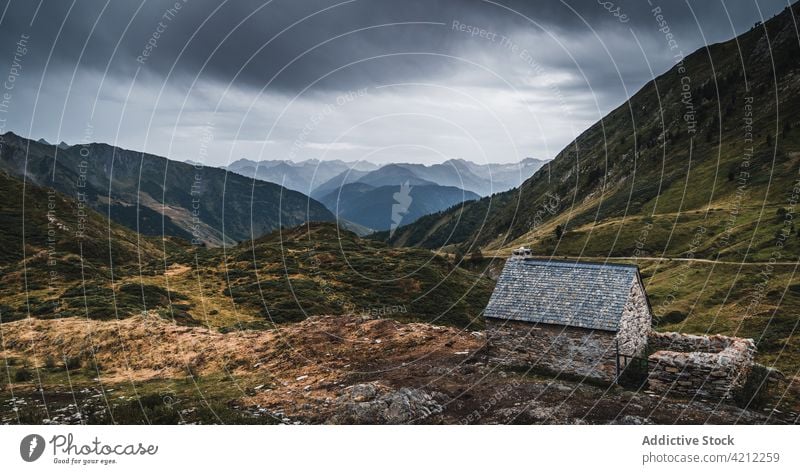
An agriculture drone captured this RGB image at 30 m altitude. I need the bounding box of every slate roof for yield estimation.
[484,258,641,332]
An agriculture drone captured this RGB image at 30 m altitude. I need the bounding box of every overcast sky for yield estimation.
[0,0,791,165]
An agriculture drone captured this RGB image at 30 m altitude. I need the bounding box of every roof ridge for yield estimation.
[515,258,639,270]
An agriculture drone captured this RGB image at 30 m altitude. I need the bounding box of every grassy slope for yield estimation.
[155,222,493,329]
[0,171,180,322]
[0,172,493,329]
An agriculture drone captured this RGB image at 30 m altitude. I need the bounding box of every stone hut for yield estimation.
[484,257,652,382]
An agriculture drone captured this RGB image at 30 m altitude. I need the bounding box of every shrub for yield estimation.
[111,394,182,425]
[64,356,83,371]
[14,367,33,382]
[733,363,775,409]
[656,310,688,325]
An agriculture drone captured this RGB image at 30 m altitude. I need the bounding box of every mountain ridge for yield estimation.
[0,132,335,246]
[380,3,800,263]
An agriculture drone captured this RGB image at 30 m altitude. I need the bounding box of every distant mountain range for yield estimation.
[227,157,546,198]
[0,133,334,246]
[226,158,379,195]
[227,156,546,234]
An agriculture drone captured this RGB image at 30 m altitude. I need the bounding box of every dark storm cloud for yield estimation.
[0,0,792,164]
[0,0,790,94]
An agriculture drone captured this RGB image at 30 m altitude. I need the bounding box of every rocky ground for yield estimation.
[1,314,797,424]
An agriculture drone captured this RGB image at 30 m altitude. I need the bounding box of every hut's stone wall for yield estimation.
[485,318,618,382]
[616,278,651,357]
[647,331,756,400]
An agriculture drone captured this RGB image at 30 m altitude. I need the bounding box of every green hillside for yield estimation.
[0,132,334,246]
[381,3,800,262]
[0,173,492,329]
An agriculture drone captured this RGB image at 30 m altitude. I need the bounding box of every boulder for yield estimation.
[330,383,443,424]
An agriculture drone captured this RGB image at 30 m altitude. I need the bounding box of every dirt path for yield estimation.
[485,254,799,266]
[164,263,192,276]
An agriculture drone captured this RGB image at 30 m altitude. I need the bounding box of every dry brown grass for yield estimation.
[0,314,479,389]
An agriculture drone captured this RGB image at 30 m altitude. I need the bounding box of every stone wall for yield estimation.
[616,276,651,358]
[647,331,756,400]
[485,318,618,382]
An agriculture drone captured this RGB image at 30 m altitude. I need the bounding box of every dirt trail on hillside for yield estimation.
[486,254,799,266]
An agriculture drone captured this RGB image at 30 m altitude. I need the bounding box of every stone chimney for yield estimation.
[511,247,532,259]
